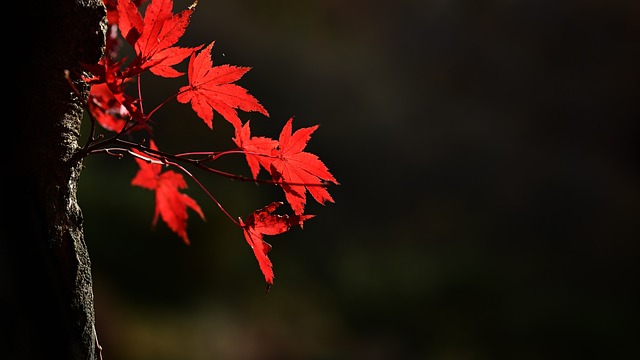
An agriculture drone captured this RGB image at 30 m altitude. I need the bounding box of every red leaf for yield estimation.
[233,120,278,179]
[268,118,339,215]
[86,75,150,133]
[118,0,201,78]
[115,0,144,42]
[177,42,269,130]
[131,140,205,244]
[87,83,129,132]
[240,202,314,285]
[102,0,148,26]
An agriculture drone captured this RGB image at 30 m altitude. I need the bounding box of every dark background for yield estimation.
[78,1,639,359]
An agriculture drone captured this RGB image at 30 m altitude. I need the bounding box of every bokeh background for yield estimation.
[78,1,639,359]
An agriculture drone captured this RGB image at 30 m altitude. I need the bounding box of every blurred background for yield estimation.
[78,1,639,359]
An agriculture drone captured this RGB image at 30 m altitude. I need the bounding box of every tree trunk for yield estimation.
[1,1,106,359]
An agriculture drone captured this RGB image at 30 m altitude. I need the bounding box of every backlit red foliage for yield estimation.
[79,0,337,287]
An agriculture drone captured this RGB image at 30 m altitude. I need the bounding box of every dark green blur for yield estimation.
[78,1,639,359]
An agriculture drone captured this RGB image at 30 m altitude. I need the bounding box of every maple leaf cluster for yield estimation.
[78,0,338,288]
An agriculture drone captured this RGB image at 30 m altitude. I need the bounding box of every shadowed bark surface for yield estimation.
[1,1,106,359]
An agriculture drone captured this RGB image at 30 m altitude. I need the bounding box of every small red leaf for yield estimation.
[131,140,205,244]
[177,42,269,130]
[240,202,314,285]
[119,0,201,78]
[233,120,278,179]
[87,83,130,132]
[269,118,339,215]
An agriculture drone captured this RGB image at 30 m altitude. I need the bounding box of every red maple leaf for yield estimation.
[87,83,130,132]
[268,118,339,215]
[233,120,278,179]
[86,72,149,133]
[131,140,205,244]
[240,202,314,285]
[117,0,202,78]
[102,0,147,25]
[176,42,269,130]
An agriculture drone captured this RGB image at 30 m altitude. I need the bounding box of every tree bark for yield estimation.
[1,1,106,359]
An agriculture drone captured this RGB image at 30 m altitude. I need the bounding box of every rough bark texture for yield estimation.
[1,1,106,359]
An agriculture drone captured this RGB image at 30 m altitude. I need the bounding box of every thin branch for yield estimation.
[111,139,331,187]
[117,145,240,225]
[147,91,179,119]
[166,160,239,226]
